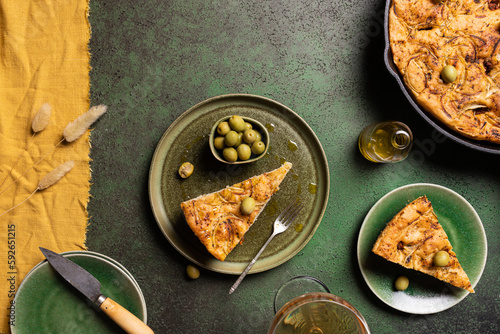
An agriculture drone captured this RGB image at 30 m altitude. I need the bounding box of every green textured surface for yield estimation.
[86,0,500,333]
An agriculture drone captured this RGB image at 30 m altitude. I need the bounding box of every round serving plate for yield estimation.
[383,0,500,154]
[357,183,487,314]
[149,94,329,275]
[11,250,147,333]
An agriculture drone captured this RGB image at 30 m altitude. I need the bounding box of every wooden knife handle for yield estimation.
[100,297,154,334]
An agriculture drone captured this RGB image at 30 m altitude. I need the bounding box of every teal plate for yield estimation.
[149,94,329,275]
[11,251,147,333]
[357,183,487,314]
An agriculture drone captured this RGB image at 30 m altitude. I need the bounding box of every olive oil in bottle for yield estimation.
[358,121,413,163]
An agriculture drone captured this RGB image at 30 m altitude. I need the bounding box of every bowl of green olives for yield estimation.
[209,115,269,164]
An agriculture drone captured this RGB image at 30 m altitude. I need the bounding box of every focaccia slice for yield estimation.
[181,162,292,261]
[372,196,474,293]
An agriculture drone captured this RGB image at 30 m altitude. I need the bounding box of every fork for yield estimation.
[229,200,304,294]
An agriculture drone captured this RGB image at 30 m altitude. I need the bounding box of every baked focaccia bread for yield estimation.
[180,162,292,261]
[372,196,474,293]
[389,0,500,143]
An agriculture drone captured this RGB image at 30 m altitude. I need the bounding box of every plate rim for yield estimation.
[357,183,487,314]
[148,93,330,275]
[11,250,148,333]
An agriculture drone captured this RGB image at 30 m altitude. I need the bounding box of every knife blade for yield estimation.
[40,247,154,334]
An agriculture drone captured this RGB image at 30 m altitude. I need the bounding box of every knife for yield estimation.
[39,247,154,334]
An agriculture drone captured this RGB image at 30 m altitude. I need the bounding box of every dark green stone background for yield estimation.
[86,0,500,333]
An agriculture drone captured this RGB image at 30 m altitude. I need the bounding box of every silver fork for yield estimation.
[229,200,304,294]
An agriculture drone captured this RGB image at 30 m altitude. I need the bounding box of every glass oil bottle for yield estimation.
[358,121,413,163]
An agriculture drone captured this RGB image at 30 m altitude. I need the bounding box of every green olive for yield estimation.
[254,130,262,142]
[186,264,200,279]
[222,147,238,162]
[178,162,194,178]
[243,129,257,144]
[237,144,252,160]
[228,115,246,132]
[251,141,266,155]
[224,130,239,146]
[241,197,256,215]
[395,276,409,291]
[434,250,450,267]
[441,65,457,83]
[234,132,243,147]
[243,122,253,131]
[213,136,226,150]
[217,121,231,136]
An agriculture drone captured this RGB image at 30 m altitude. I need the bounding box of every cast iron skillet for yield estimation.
[383,0,500,154]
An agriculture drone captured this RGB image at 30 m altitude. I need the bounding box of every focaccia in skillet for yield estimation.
[389,0,500,143]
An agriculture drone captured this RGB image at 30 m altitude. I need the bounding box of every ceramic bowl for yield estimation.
[11,251,147,333]
[209,115,269,164]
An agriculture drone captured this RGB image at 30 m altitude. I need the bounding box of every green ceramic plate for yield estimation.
[11,251,147,333]
[149,94,329,274]
[357,183,487,314]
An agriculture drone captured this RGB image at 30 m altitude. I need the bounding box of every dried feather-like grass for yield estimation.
[0,161,75,218]
[63,105,107,142]
[38,160,75,190]
[32,103,52,133]
[0,102,53,192]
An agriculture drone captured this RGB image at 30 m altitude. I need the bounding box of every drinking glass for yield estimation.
[269,277,370,334]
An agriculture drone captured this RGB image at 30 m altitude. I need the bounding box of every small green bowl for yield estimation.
[209,116,269,164]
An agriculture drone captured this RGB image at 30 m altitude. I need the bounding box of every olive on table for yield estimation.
[213,136,226,150]
[241,197,256,215]
[223,147,238,162]
[186,264,200,279]
[237,144,251,160]
[434,250,450,267]
[229,115,246,132]
[251,141,266,155]
[178,162,194,178]
[224,130,239,147]
[395,276,409,291]
[441,65,457,83]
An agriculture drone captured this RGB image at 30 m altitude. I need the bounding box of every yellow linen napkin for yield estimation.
[0,1,91,332]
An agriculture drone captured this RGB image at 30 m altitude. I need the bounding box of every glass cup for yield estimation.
[358,121,413,163]
[269,277,370,334]
[274,276,331,313]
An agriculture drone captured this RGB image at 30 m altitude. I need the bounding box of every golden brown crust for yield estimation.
[389,0,500,143]
[372,196,474,293]
[180,162,292,261]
